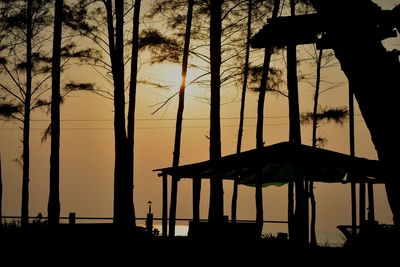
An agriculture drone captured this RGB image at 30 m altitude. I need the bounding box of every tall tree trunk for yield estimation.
[169,0,194,236]
[254,0,280,235]
[255,49,266,234]
[0,153,2,226]
[310,0,400,226]
[349,81,357,237]
[108,0,129,225]
[208,0,224,223]
[21,0,32,227]
[288,0,307,246]
[127,0,141,229]
[114,0,127,225]
[231,0,253,224]
[309,49,323,247]
[48,0,63,226]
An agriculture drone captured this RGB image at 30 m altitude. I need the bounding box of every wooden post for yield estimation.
[367,183,375,222]
[162,173,168,237]
[169,176,178,236]
[69,212,76,225]
[193,177,201,222]
[360,182,366,228]
[146,201,153,236]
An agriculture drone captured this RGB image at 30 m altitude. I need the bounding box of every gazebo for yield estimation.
[154,142,383,238]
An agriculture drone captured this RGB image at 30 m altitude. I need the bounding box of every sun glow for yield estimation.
[148,63,204,95]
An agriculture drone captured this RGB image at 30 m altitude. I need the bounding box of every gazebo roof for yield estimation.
[154,142,383,187]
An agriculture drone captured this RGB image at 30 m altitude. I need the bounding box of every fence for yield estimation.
[1,214,287,237]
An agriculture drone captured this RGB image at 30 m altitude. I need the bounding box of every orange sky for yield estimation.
[0,0,399,243]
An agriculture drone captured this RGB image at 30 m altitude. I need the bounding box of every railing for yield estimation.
[1,215,287,224]
[1,215,288,237]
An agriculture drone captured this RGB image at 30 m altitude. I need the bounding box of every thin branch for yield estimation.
[79,55,112,69]
[189,51,210,64]
[187,71,211,87]
[0,83,24,103]
[10,113,24,123]
[222,0,247,21]
[89,64,114,86]
[150,91,179,115]
[31,73,52,96]
[92,88,113,99]
[85,32,111,55]
[30,87,51,108]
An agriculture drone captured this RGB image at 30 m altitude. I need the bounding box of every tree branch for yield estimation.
[150,91,179,115]
[0,83,24,103]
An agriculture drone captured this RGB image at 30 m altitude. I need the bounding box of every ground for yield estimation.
[1,224,398,265]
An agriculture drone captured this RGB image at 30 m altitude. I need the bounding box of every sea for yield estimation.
[150,224,345,247]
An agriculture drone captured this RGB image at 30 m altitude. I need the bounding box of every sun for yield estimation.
[157,63,202,95]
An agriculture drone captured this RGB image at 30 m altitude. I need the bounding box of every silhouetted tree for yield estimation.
[309,48,322,247]
[168,0,194,236]
[126,0,141,228]
[308,0,400,226]
[300,48,348,246]
[0,0,87,226]
[231,0,253,224]
[24,0,33,227]
[253,0,281,236]
[208,0,224,223]
[47,0,63,226]
[287,0,308,245]
[68,0,141,225]
[110,0,133,225]
[348,81,357,236]
[146,0,274,225]
[0,0,53,226]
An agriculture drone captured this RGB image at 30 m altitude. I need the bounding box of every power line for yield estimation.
[0,114,363,122]
[0,120,366,131]
[4,116,282,122]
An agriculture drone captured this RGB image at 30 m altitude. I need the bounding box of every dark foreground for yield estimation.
[1,224,399,265]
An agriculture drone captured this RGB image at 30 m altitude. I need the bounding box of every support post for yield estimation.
[162,173,168,237]
[169,176,178,236]
[69,212,76,225]
[360,182,366,228]
[367,183,375,222]
[193,177,201,222]
[146,201,153,236]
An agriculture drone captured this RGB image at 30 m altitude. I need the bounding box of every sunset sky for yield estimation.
[1,0,399,242]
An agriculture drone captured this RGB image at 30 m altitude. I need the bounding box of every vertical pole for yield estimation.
[193,177,201,222]
[360,182,366,228]
[367,183,375,222]
[162,173,168,237]
[169,177,178,236]
[69,212,76,225]
[288,183,294,239]
[349,82,357,237]
[0,153,2,227]
[146,201,153,236]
